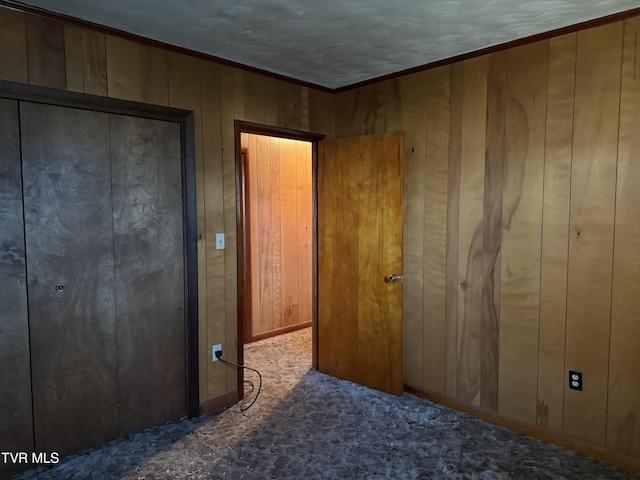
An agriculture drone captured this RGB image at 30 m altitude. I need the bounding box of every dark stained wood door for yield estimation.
[0,99,34,479]
[21,102,119,456]
[317,132,404,395]
[110,114,186,435]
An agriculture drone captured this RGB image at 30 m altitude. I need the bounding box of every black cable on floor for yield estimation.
[244,380,255,394]
[218,357,262,412]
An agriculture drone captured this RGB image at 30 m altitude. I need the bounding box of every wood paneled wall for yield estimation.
[0,6,334,405]
[334,16,640,463]
[4,2,640,467]
[242,133,313,340]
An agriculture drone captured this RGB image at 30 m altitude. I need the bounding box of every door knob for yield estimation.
[384,274,404,283]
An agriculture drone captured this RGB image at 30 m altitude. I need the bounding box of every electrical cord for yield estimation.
[244,380,255,394]
[216,350,262,412]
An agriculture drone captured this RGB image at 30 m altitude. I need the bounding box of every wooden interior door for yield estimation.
[0,98,34,478]
[21,102,119,456]
[110,114,186,436]
[317,131,404,395]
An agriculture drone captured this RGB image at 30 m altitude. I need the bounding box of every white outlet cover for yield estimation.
[212,343,222,362]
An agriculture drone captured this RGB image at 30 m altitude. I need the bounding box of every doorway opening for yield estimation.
[234,120,324,397]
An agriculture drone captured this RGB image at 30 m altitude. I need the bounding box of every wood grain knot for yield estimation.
[460,281,469,290]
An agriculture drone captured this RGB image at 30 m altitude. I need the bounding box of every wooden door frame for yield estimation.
[239,146,253,344]
[0,79,200,419]
[234,120,324,396]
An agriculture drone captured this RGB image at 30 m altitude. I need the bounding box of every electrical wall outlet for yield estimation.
[212,343,222,362]
[569,370,582,391]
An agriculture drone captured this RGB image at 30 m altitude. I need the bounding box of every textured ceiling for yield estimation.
[18,0,640,89]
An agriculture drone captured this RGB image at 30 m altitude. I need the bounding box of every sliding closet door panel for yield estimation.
[110,114,186,435]
[21,102,119,456]
[0,99,33,477]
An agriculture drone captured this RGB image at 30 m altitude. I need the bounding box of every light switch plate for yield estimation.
[215,233,225,250]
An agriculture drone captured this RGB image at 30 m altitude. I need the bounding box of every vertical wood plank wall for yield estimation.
[3,4,640,466]
[333,16,640,463]
[242,133,313,339]
[0,6,335,406]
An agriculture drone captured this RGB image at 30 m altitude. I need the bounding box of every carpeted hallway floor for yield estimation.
[13,327,640,479]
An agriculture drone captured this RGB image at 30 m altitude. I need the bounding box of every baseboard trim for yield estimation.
[405,386,640,474]
[198,391,238,415]
[248,321,312,343]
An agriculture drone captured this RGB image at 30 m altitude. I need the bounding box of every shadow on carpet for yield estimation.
[13,328,640,479]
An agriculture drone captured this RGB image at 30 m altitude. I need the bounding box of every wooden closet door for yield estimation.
[110,114,186,436]
[21,102,119,456]
[0,99,34,478]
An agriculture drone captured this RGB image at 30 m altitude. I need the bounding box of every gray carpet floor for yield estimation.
[14,327,640,479]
